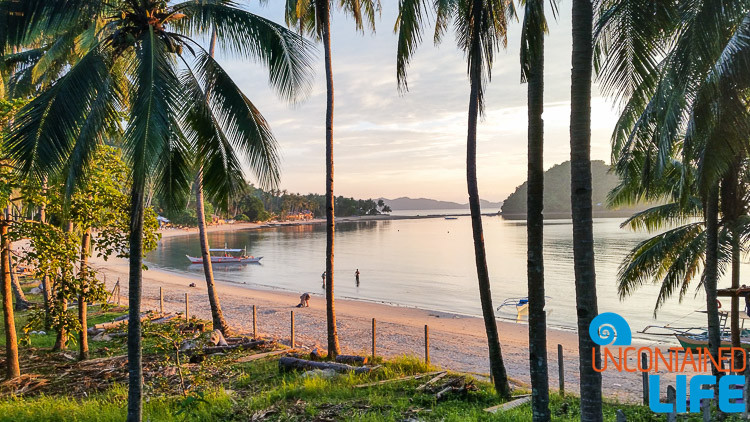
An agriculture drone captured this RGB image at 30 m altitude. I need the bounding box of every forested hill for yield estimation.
[500,160,636,217]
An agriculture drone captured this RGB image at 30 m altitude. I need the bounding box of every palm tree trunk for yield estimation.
[731,229,741,349]
[4,207,28,311]
[526,3,550,417]
[194,28,231,336]
[39,178,52,330]
[53,221,73,351]
[319,0,341,357]
[570,0,602,419]
[466,51,511,398]
[1,218,19,379]
[704,188,722,376]
[195,169,231,334]
[78,228,91,360]
[126,182,145,422]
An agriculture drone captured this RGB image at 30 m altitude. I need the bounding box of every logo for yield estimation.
[589,312,746,414]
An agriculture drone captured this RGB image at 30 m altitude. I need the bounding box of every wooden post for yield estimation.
[159,287,163,314]
[641,352,649,406]
[185,293,189,321]
[253,305,257,340]
[424,324,430,364]
[372,318,376,358]
[116,278,120,305]
[615,409,626,422]
[666,385,676,422]
[290,310,295,348]
[556,344,565,396]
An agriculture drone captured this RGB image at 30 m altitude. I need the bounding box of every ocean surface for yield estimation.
[145,212,724,341]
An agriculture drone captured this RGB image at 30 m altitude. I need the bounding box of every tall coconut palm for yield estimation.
[395,0,511,397]
[1,1,314,420]
[284,0,379,358]
[520,0,556,418]
[570,0,602,419]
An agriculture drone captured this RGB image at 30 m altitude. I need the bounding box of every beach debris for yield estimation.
[209,329,228,346]
[430,377,477,401]
[484,395,531,413]
[416,371,448,391]
[0,374,49,396]
[310,348,327,361]
[188,283,196,287]
[353,371,443,388]
[334,354,368,365]
[91,332,112,342]
[92,311,165,331]
[279,356,374,375]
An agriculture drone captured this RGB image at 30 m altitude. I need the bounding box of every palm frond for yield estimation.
[174,0,316,102]
[394,0,430,92]
[619,199,702,232]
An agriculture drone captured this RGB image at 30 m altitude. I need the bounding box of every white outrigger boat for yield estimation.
[496,296,552,322]
[186,246,262,264]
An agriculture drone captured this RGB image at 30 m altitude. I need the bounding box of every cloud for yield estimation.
[216,3,621,202]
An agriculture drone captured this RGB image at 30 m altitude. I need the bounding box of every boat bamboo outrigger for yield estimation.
[186,245,262,264]
[496,296,552,322]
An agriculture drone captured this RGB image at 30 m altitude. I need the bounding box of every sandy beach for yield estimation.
[89,221,678,404]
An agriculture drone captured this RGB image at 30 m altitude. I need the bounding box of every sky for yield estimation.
[217,2,621,203]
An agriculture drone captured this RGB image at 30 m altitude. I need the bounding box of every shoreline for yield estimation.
[86,221,684,403]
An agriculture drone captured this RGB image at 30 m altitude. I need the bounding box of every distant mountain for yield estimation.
[500,160,646,217]
[382,197,503,210]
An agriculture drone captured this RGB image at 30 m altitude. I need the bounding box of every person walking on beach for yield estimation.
[355,269,360,286]
[297,292,311,308]
[321,271,326,289]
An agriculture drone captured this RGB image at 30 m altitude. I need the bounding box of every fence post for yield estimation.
[253,305,257,340]
[116,278,120,305]
[159,287,163,314]
[558,344,564,396]
[290,310,295,348]
[372,318,376,358]
[185,293,189,321]
[666,385,676,422]
[424,324,430,365]
[641,352,649,405]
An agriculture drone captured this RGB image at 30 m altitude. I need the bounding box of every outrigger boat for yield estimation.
[186,246,262,264]
[496,296,552,322]
[641,308,750,351]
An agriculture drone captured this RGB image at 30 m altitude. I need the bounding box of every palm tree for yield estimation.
[0,214,18,379]
[595,0,750,373]
[570,0,602,419]
[2,1,313,420]
[520,0,555,418]
[395,0,511,397]
[194,28,230,336]
[284,0,379,358]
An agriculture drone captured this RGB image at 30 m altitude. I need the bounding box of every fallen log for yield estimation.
[279,357,373,375]
[235,349,296,363]
[335,355,368,365]
[196,339,269,355]
[93,312,163,330]
[485,396,531,413]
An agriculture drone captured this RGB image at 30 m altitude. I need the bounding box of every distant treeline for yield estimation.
[157,181,391,225]
[500,160,645,217]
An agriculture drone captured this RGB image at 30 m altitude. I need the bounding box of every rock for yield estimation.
[92,332,112,342]
[36,331,46,336]
[188,283,196,287]
[310,348,327,361]
[301,369,337,379]
[29,286,43,294]
[209,329,228,346]
[180,340,198,351]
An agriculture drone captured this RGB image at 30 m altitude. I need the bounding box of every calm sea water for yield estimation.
[146,214,723,340]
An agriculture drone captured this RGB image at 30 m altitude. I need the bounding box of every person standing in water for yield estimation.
[355,269,360,286]
[321,271,326,289]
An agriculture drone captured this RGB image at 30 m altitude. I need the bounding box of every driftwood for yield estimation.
[485,396,532,413]
[416,371,448,391]
[433,377,477,401]
[353,371,443,388]
[235,349,296,363]
[335,355,368,365]
[279,357,373,375]
[201,339,268,355]
[93,312,164,331]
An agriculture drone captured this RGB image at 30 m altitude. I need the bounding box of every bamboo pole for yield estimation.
[558,344,564,396]
[424,325,430,364]
[290,310,295,348]
[253,305,257,339]
[372,318,376,358]
[185,293,189,321]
